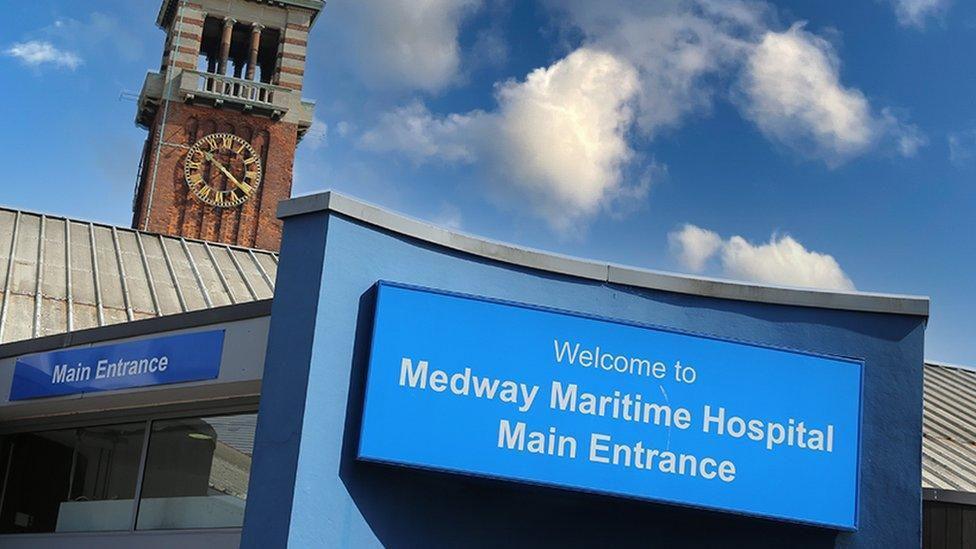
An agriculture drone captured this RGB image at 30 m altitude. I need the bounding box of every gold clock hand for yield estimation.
[204,152,252,194]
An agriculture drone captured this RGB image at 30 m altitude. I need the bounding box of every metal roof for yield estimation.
[0,207,277,346]
[923,362,976,493]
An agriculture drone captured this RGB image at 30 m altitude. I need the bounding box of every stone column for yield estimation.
[246,23,263,81]
[217,17,235,75]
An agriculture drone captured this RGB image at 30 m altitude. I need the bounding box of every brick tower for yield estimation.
[133,0,322,251]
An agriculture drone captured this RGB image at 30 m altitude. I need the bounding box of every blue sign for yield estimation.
[10,330,225,400]
[358,283,863,530]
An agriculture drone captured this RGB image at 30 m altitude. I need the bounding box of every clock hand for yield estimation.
[204,152,252,194]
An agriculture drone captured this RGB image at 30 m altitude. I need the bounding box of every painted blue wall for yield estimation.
[242,210,925,548]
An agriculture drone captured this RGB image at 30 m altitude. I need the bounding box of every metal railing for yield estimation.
[187,69,283,106]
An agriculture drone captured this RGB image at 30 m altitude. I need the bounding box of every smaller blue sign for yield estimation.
[10,330,225,401]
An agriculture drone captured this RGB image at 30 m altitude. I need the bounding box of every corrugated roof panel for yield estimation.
[186,240,231,308]
[231,249,273,300]
[0,210,15,292]
[93,225,128,326]
[69,220,99,332]
[116,230,154,317]
[38,217,68,338]
[10,213,39,296]
[211,245,251,303]
[0,206,277,347]
[140,234,183,316]
[922,362,976,493]
[68,222,96,306]
[164,238,207,311]
[255,252,277,287]
[40,218,68,300]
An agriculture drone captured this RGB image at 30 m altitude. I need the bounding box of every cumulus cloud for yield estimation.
[887,0,951,28]
[359,0,925,232]
[738,24,922,163]
[4,41,81,69]
[362,48,645,232]
[490,48,641,226]
[668,224,854,291]
[669,224,722,272]
[548,0,765,137]
[550,2,921,164]
[323,0,481,92]
[721,233,855,290]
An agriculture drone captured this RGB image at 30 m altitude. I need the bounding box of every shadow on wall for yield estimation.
[335,287,839,548]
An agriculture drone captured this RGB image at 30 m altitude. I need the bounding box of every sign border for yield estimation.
[357,280,864,531]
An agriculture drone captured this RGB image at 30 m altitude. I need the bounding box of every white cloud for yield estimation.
[669,224,722,272]
[722,233,855,290]
[4,41,81,69]
[738,24,922,163]
[549,2,921,164]
[359,0,926,233]
[948,129,976,167]
[362,48,645,232]
[360,101,481,163]
[888,0,951,28]
[490,48,641,227]
[324,0,481,92]
[548,0,765,137]
[669,224,854,291]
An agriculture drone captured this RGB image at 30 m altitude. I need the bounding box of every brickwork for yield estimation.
[132,0,321,252]
[132,102,297,251]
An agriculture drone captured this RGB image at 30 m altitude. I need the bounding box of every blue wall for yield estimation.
[242,211,925,548]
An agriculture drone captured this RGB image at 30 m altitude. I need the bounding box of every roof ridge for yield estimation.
[926,360,976,374]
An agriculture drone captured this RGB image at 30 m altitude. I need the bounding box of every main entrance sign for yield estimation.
[358,282,862,529]
[10,330,225,401]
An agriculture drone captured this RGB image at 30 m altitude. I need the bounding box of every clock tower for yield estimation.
[133,0,323,251]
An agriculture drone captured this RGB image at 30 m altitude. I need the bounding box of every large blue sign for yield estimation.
[10,330,225,400]
[358,282,863,530]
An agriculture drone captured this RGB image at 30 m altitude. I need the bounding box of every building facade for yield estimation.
[0,191,972,547]
[0,1,971,547]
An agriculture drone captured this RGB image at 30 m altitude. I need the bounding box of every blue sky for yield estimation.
[0,0,973,364]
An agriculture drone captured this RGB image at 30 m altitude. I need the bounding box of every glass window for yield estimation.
[136,413,256,530]
[0,422,146,534]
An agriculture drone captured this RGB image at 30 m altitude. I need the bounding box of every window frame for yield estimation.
[0,397,259,537]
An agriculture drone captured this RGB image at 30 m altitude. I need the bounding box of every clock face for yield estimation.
[183,132,263,208]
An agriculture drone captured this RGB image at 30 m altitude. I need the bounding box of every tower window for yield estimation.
[195,16,280,83]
